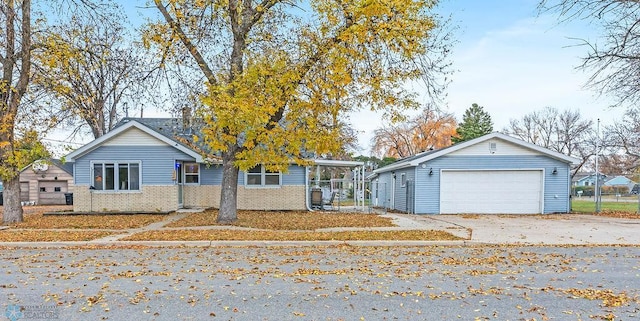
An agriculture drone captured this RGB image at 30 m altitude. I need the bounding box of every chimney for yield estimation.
[182,106,191,130]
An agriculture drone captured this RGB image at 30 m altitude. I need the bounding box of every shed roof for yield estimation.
[20,158,73,175]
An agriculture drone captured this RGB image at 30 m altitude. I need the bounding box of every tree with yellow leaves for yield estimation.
[148,0,452,223]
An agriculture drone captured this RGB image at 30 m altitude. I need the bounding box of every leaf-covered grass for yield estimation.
[123,229,463,242]
[167,209,396,230]
[11,212,167,230]
[594,211,640,219]
[0,230,114,242]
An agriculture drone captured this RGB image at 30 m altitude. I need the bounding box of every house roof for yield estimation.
[52,159,74,175]
[66,118,363,167]
[575,172,607,182]
[604,175,636,186]
[572,172,591,182]
[373,132,582,174]
[66,119,205,162]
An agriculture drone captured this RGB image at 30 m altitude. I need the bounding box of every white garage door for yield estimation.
[440,170,543,214]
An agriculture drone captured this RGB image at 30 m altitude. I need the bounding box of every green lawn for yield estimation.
[572,199,640,213]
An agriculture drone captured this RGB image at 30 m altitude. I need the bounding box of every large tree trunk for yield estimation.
[2,176,23,224]
[1,0,30,224]
[217,150,240,224]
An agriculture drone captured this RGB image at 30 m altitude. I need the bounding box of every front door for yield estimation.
[176,161,183,208]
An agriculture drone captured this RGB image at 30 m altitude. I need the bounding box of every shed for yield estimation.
[370,132,581,214]
[19,159,74,205]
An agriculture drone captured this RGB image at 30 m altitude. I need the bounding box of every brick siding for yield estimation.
[73,184,307,212]
[73,185,177,212]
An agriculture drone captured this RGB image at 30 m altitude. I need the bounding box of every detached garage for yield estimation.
[19,159,74,205]
[370,132,580,214]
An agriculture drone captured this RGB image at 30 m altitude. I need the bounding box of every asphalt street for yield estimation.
[1,245,639,321]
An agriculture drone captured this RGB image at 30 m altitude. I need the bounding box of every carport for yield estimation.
[306,159,366,211]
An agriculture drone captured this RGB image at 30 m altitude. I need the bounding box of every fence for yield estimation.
[572,172,640,213]
[572,193,640,213]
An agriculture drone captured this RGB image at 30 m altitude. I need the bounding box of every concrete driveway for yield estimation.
[404,214,640,245]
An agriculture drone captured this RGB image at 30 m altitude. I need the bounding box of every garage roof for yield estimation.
[373,132,582,174]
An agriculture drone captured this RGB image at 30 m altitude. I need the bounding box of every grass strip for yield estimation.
[123,229,464,242]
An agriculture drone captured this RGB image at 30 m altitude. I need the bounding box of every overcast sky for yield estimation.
[46,0,624,156]
[352,0,624,153]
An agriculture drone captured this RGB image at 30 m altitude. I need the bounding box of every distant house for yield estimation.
[574,173,607,187]
[19,159,74,205]
[571,172,590,186]
[65,118,360,213]
[368,132,580,214]
[603,175,636,193]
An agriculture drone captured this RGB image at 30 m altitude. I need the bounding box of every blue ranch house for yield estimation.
[66,118,361,213]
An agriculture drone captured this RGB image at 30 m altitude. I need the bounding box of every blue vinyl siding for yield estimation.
[238,165,306,186]
[282,165,306,185]
[201,165,223,185]
[392,168,415,212]
[413,155,570,214]
[74,146,196,186]
[75,145,328,189]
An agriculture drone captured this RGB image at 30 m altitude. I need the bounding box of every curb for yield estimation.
[0,240,471,248]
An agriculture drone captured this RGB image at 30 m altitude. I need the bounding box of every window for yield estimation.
[246,165,281,186]
[246,167,262,185]
[54,187,61,192]
[184,163,199,184]
[92,161,141,191]
[400,173,407,187]
[40,187,46,192]
[489,142,497,153]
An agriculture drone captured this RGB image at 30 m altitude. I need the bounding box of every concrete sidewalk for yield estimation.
[404,213,640,245]
[2,208,640,247]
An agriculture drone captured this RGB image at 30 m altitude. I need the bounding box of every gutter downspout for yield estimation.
[305,166,314,211]
[567,164,572,213]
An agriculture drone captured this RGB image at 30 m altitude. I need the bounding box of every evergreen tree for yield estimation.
[452,103,493,143]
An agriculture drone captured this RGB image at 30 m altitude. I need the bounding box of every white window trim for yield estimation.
[183,162,201,185]
[400,173,406,188]
[90,160,142,192]
[245,165,282,188]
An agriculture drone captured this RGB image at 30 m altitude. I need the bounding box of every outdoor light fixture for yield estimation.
[429,168,434,176]
[552,167,558,175]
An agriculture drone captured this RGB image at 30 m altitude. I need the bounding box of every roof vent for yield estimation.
[489,142,497,154]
